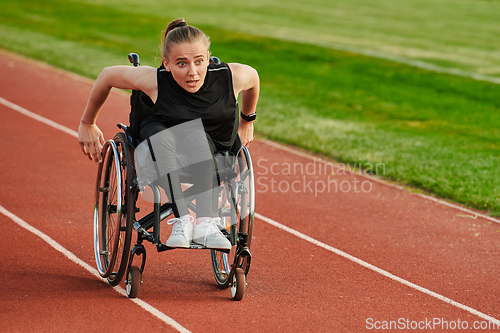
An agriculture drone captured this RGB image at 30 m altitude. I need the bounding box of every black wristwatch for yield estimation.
[240,112,257,122]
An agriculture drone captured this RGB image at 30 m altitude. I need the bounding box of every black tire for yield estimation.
[211,147,255,288]
[94,141,119,279]
[93,133,135,286]
[230,268,246,301]
[126,266,142,298]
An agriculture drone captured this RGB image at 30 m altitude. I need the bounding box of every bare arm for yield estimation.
[228,63,260,147]
[78,65,157,163]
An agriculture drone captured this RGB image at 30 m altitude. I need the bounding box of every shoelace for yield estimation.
[167,216,194,236]
[200,218,224,244]
[211,217,224,228]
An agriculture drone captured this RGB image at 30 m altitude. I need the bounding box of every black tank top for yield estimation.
[151,62,239,150]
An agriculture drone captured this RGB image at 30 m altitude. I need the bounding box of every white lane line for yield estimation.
[1,97,78,138]
[255,212,500,325]
[0,205,191,333]
[260,139,500,225]
[3,97,500,324]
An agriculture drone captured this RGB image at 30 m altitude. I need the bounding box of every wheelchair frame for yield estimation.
[92,53,255,301]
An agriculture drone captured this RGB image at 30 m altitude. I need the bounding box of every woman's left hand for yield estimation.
[238,120,254,147]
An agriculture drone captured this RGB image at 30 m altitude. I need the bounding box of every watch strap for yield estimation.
[240,112,257,122]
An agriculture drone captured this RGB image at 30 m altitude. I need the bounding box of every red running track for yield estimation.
[1,49,500,332]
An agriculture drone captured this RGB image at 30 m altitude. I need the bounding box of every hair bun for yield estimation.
[163,19,210,58]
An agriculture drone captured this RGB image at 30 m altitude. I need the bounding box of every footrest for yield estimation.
[156,242,230,253]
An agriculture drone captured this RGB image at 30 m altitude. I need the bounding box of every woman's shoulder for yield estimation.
[227,63,259,94]
[227,63,258,81]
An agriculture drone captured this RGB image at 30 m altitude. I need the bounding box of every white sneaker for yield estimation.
[192,218,231,250]
[166,215,194,248]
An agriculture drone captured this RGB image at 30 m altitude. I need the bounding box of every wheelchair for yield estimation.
[92,53,255,301]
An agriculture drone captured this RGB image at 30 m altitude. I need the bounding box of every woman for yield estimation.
[78,18,259,250]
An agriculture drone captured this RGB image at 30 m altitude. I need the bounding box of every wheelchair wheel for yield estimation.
[211,146,255,288]
[94,132,135,286]
[126,266,142,298]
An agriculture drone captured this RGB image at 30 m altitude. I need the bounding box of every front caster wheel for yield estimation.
[230,268,246,301]
[126,266,142,298]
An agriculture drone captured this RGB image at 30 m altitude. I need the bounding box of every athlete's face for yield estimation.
[163,40,210,93]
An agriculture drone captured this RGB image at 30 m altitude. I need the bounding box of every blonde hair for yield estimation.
[162,18,211,59]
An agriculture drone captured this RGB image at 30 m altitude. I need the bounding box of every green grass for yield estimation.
[70,0,500,79]
[1,0,499,215]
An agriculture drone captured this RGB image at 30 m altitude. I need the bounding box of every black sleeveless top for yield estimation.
[149,62,239,150]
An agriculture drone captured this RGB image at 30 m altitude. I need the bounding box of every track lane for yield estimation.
[251,142,500,318]
[2,50,500,332]
[0,213,178,332]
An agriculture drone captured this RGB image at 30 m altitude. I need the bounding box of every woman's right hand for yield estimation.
[78,122,105,164]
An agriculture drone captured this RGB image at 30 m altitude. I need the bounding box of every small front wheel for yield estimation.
[126,266,142,298]
[230,268,246,301]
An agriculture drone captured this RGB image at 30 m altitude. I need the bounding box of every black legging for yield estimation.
[140,120,215,218]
